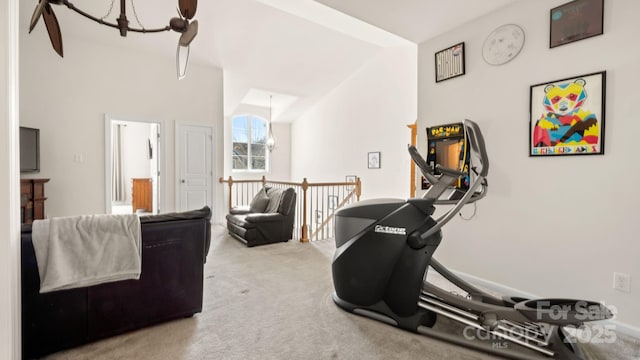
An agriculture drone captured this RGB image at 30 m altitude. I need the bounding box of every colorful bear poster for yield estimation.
[529,71,605,156]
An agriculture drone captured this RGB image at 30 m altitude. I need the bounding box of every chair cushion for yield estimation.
[264,188,284,213]
[249,188,270,213]
[278,188,296,215]
[226,214,256,229]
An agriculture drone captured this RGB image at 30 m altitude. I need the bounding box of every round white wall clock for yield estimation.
[482,24,525,65]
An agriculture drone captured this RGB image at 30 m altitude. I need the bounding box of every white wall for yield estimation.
[2,1,20,358]
[19,16,224,219]
[291,45,417,199]
[269,123,292,180]
[418,0,640,328]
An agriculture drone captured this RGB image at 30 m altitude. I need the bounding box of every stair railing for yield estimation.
[219,176,361,242]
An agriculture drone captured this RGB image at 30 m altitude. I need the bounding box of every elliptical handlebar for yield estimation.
[408,144,439,185]
[463,119,489,177]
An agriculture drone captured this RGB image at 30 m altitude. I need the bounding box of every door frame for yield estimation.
[174,121,215,217]
[104,114,166,214]
[5,0,21,357]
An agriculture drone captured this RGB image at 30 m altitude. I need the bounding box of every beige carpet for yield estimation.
[44,225,640,360]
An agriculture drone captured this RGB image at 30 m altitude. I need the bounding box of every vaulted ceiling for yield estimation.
[21,0,518,121]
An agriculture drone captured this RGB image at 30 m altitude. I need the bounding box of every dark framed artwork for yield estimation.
[434,42,465,82]
[550,0,604,48]
[530,71,606,156]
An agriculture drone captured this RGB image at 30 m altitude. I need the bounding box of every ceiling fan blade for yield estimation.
[179,20,198,46]
[29,0,48,33]
[42,2,63,57]
[176,43,190,80]
[178,0,197,20]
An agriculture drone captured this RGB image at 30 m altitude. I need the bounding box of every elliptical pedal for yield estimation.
[420,290,558,353]
[494,321,551,347]
[499,320,550,343]
[417,300,556,358]
[419,292,479,321]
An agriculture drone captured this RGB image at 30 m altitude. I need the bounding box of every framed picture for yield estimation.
[421,176,429,190]
[550,0,604,48]
[315,210,323,225]
[345,175,357,191]
[368,152,381,169]
[530,71,606,156]
[435,42,465,82]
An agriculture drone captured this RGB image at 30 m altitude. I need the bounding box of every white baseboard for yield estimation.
[451,268,640,339]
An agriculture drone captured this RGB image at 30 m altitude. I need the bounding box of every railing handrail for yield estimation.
[219,176,361,242]
[218,176,360,188]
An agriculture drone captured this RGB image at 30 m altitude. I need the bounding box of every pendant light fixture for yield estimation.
[266,95,276,152]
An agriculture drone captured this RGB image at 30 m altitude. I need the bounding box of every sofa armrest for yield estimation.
[230,206,251,215]
[245,213,286,223]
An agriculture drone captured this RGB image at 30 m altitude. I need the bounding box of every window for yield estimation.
[232,114,268,171]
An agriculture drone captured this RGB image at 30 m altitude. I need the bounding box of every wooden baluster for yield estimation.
[301,178,309,243]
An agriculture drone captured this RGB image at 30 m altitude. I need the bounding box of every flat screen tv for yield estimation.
[20,126,40,173]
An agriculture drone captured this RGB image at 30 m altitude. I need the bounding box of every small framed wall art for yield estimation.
[550,0,604,48]
[368,152,381,169]
[434,42,465,82]
[529,71,606,156]
[345,175,357,191]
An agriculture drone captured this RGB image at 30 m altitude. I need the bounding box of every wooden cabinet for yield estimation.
[21,178,49,224]
[132,178,152,213]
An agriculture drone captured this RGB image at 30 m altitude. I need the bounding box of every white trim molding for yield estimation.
[2,0,21,358]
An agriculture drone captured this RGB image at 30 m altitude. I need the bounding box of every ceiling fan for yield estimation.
[28,0,199,79]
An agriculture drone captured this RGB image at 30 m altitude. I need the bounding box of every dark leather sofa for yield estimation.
[226,187,296,247]
[21,206,212,359]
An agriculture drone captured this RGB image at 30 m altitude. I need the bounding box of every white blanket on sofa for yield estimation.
[32,214,142,293]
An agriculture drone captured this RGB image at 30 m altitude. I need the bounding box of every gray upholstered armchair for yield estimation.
[225,187,297,247]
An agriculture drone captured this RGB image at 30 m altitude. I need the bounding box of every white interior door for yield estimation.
[176,123,213,212]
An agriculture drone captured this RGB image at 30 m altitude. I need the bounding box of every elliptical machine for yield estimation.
[331,120,613,360]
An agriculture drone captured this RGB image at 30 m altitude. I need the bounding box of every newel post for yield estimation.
[300,178,309,243]
[226,176,233,211]
[261,175,267,187]
[356,177,362,201]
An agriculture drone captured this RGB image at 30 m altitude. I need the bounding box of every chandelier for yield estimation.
[28,0,199,79]
[266,95,276,152]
